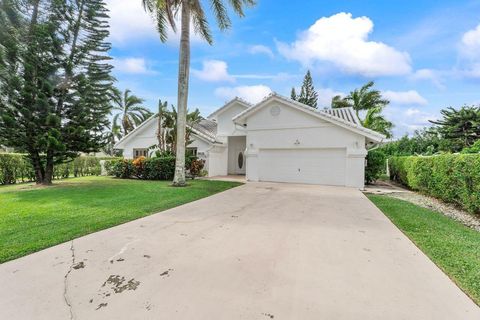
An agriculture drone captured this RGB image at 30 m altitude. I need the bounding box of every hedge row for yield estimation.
[0,153,116,185]
[389,154,480,213]
[105,156,205,180]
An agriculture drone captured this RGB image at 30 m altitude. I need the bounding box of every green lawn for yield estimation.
[368,195,480,305]
[0,176,241,263]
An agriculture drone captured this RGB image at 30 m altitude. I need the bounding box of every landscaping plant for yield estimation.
[0,0,114,185]
[389,154,480,213]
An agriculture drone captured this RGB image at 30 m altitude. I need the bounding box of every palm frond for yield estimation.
[210,0,231,30]
[191,0,213,44]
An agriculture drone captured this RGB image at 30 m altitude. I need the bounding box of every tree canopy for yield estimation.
[291,70,318,108]
[0,0,114,184]
[331,81,393,138]
[429,106,480,152]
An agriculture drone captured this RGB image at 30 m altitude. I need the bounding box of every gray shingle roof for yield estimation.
[191,119,217,138]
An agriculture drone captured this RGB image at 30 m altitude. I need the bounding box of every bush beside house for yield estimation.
[106,156,204,181]
[365,150,386,184]
[389,154,480,213]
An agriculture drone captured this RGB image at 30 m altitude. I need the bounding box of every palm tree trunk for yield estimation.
[172,1,190,186]
[157,101,163,151]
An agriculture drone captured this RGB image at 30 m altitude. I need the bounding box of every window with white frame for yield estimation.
[186,147,198,157]
[133,148,148,158]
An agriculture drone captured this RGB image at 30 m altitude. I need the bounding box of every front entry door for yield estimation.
[228,136,246,175]
[233,145,246,175]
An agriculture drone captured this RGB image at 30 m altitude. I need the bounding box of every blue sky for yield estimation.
[106,0,480,137]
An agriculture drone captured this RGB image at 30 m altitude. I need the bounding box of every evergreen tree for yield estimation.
[429,106,480,152]
[0,0,114,184]
[297,70,318,108]
[290,87,297,100]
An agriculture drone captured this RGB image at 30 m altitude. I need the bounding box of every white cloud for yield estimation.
[248,45,274,58]
[106,0,202,45]
[112,57,154,74]
[214,85,272,104]
[383,90,428,105]
[317,88,345,108]
[192,60,235,82]
[277,12,412,76]
[461,24,480,58]
[383,106,438,137]
[411,69,445,89]
[458,23,480,78]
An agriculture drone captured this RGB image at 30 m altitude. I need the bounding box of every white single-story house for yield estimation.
[114,93,385,188]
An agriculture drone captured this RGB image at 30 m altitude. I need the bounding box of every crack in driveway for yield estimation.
[63,240,75,320]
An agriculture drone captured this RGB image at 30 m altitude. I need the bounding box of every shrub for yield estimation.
[365,150,386,184]
[105,156,177,181]
[188,158,205,179]
[461,140,480,154]
[107,159,135,179]
[143,156,176,180]
[0,154,102,184]
[389,154,480,213]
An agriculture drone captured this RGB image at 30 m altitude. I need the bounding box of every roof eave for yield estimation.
[207,97,252,119]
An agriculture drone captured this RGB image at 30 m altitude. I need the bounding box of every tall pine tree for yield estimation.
[292,70,318,108]
[0,0,114,184]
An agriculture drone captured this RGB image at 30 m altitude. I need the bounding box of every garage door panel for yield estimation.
[258,149,346,186]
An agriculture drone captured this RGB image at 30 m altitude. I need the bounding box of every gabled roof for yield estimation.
[207,97,252,119]
[114,115,220,149]
[232,92,386,143]
[114,114,157,148]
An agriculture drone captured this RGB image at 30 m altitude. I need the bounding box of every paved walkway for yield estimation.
[1,182,479,319]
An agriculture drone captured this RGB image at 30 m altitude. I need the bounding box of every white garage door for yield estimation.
[258,148,347,186]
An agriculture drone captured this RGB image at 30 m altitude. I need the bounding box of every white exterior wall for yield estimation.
[188,137,211,170]
[116,118,213,164]
[207,146,228,177]
[206,101,248,177]
[244,100,367,188]
[117,119,158,159]
[211,103,247,138]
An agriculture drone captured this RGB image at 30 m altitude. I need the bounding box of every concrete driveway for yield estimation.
[1,182,479,319]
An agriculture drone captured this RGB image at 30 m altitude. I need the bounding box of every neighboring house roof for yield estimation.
[207,97,252,119]
[232,92,386,143]
[114,114,221,149]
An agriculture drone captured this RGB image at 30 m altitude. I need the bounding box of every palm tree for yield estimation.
[361,106,393,139]
[142,0,256,186]
[112,88,152,136]
[331,81,393,137]
[332,81,389,118]
[162,105,203,154]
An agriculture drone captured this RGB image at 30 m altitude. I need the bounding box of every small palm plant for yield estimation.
[112,88,152,136]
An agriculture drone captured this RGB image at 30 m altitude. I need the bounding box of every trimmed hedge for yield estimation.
[106,156,204,181]
[0,153,111,185]
[389,154,480,213]
[365,150,386,184]
[0,153,34,184]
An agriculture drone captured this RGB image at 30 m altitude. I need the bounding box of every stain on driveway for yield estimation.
[0,182,479,319]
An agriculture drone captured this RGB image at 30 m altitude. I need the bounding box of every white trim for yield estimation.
[207,97,252,119]
[114,114,157,149]
[232,92,385,143]
[115,114,220,150]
